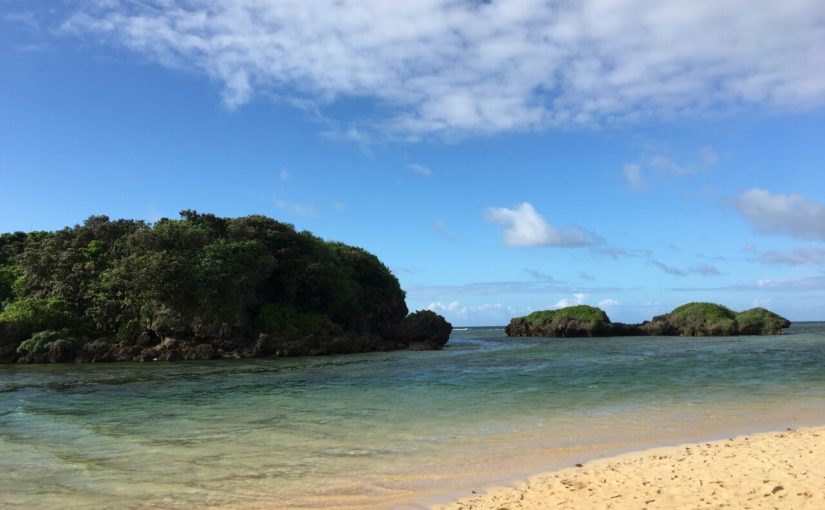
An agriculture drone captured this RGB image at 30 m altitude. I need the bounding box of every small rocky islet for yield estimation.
[506,302,791,338]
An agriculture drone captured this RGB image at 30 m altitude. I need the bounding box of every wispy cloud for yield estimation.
[623,164,646,191]
[578,271,595,281]
[673,275,825,292]
[755,248,825,266]
[736,189,825,241]
[431,219,454,241]
[648,260,722,276]
[407,163,432,177]
[408,280,623,299]
[275,199,318,217]
[623,146,719,190]
[484,202,597,247]
[60,1,825,138]
[524,268,557,282]
[279,167,289,181]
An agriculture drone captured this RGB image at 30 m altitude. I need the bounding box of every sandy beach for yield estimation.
[434,426,825,510]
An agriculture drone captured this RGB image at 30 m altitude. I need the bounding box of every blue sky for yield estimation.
[1,1,824,325]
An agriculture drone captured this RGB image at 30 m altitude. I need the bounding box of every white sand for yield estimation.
[434,426,825,509]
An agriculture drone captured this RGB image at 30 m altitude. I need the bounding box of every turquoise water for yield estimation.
[2,324,825,509]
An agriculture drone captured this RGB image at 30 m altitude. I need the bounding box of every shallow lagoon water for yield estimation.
[2,324,825,509]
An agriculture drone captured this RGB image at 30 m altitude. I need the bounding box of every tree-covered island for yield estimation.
[506,303,790,338]
[0,212,451,363]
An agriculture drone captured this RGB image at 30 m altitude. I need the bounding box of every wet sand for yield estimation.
[434,426,825,509]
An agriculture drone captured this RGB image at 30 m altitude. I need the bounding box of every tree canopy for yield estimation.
[1,212,448,362]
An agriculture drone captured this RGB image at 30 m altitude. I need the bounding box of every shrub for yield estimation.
[0,297,75,332]
[17,329,78,354]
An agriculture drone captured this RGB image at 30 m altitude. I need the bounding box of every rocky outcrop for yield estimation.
[507,303,791,338]
[505,306,615,337]
[5,309,454,364]
[394,310,453,350]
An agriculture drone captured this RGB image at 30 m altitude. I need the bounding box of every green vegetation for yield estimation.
[526,305,610,326]
[736,307,791,335]
[0,211,447,362]
[508,302,790,338]
[670,302,735,322]
[668,302,737,335]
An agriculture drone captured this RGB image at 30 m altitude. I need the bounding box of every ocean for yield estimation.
[2,323,825,509]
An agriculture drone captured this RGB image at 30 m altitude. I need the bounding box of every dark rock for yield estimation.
[395,310,452,350]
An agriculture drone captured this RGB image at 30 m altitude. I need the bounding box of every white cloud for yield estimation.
[61,0,825,138]
[553,292,587,308]
[426,300,515,323]
[484,202,595,247]
[623,164,646,191]
[407,163,432,177]
[736,189,825,241]
[598,298,620,307]
[275,199,318,217]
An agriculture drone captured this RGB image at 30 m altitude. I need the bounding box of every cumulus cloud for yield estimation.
[553,292,587,308]
[484,202,596,247]
[598,298,620,307]
[60,0,825,138]
[426,300,515,322]
[648,260,722,276]
[736,189,825,241]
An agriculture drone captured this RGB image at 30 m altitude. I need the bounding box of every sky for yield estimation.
[1,0,824,325]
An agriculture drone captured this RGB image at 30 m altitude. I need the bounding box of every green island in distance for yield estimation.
[506,303,791,338]
[0,211,451,363]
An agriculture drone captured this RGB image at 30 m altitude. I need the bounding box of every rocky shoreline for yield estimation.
[2,310,452,364]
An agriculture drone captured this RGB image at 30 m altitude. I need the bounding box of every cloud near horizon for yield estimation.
[60,0,825,138]
[736,189,825,241]
[484,202,597,247]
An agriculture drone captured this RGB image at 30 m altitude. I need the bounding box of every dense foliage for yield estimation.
[0,212,449,362]
[508,302,790,338]
[526,305,610,326]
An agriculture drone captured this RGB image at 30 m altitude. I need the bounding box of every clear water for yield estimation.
[2,324,825,509]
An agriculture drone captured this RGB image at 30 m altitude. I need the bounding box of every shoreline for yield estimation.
[429,424,825,510]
